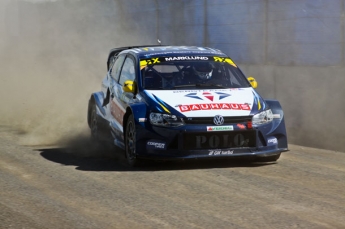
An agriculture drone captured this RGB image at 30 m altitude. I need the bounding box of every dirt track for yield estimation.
[1,126,345,229]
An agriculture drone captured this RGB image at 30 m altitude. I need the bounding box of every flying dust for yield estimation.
[1,1,344,152]
[0,0,151,147]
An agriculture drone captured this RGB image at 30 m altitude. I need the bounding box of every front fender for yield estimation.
[128,102,148,127]
[264,99,288,149]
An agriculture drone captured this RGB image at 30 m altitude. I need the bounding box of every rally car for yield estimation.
[87,45,288,166]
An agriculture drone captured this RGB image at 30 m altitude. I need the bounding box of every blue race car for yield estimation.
[87,46,288,166]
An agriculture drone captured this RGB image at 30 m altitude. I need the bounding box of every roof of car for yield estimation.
[111,45,227,58]
[106,45,228,70]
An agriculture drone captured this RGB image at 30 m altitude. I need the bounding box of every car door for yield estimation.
[103,54,126,140]
[110,55,136,143]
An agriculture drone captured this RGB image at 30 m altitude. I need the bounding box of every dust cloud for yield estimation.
[0,0,152,146]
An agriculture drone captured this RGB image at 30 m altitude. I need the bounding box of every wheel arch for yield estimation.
[123,102,148,139]
[87,92,105,128]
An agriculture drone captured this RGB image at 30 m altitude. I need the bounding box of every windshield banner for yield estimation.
[140,56,237,68]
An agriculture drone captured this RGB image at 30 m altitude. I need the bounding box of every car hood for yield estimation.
[144,88,266,117]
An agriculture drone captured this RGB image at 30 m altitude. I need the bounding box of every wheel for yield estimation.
[256,153,281,162]
[90,104,100,141]
[90,103,115,151]
[125,114,140,167]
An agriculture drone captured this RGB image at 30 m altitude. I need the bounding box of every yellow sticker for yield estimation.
[151,58,160,64]
[213,56,237,68]
[140,58,160,67]
[140,60,148,67]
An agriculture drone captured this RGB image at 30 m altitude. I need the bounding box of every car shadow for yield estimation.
[38,145,274,172]
[36,134,274,171]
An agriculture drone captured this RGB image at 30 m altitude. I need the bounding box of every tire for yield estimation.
[256,153,281,163]
[90,104,100,141]
[125,114,140,167]
[90,103,116,151]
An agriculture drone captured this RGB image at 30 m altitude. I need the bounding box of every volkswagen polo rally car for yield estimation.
[87,45,288,166]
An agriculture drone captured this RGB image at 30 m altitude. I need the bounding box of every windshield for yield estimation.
[140,56,251,90]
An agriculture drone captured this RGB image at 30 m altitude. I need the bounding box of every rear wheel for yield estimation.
[256,153,281,162]
[125,114,140,167]
[90,104,100,141]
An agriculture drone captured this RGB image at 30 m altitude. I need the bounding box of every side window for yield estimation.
[119,57,135,86]
[108,55,115,70]
[110,55,126,82]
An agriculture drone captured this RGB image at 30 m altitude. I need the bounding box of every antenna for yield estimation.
[157,39,162,45]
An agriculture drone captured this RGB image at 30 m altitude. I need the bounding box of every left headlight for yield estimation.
[252,109,273,125]
[149,112,185,127]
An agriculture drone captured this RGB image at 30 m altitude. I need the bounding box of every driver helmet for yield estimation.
[193,62,213,80]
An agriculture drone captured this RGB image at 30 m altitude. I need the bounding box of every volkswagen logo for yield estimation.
[213,115,224,125]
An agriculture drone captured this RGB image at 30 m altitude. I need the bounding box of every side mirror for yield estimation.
[123,80,136,93]
[247,76,258,89]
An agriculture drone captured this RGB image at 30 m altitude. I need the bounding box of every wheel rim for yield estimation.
[126,120,136,161]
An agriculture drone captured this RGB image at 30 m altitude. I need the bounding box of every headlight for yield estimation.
[252,109,273,125]
[149,112,185,127]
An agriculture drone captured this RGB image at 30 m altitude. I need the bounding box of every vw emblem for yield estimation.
[213,115,224,125]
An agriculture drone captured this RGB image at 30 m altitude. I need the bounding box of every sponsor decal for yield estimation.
[140,58,160,67]
[207,125,234,131]
[139,118,147,122]
[185,91,231,101]
[237,124,246,129]
[173,89,230,93]
[213,56,237,68]
[209,150,234,156]
[110,100,125,125]
[179,103,250,112]
[165,56,209,61]
[195,134,249,148]
[146,140,166,150]
[140,55,236,68]
[267,137,278,146]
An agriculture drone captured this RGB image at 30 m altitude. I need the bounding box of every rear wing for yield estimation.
[107,45,161,70]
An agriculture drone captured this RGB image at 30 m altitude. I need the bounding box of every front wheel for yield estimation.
[125,114,140,167]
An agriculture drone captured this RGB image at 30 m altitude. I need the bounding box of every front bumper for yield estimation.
[137,146,288,160]
[135,121,288,160]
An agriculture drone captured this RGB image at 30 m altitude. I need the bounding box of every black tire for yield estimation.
[256,153,281,162]
[125,114,140,167]
[90,103,116,151]
[90,104,100,141]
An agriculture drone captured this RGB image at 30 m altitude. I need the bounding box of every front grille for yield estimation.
[183,116,252,125]
[183,130,256,150]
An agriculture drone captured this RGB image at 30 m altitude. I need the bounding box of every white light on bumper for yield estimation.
[252,109,273,125]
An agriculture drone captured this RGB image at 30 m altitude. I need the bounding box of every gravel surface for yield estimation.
[1,127,345,229]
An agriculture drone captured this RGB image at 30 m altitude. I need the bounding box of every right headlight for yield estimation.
[149,112,185,127]
[252,109,273,125]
